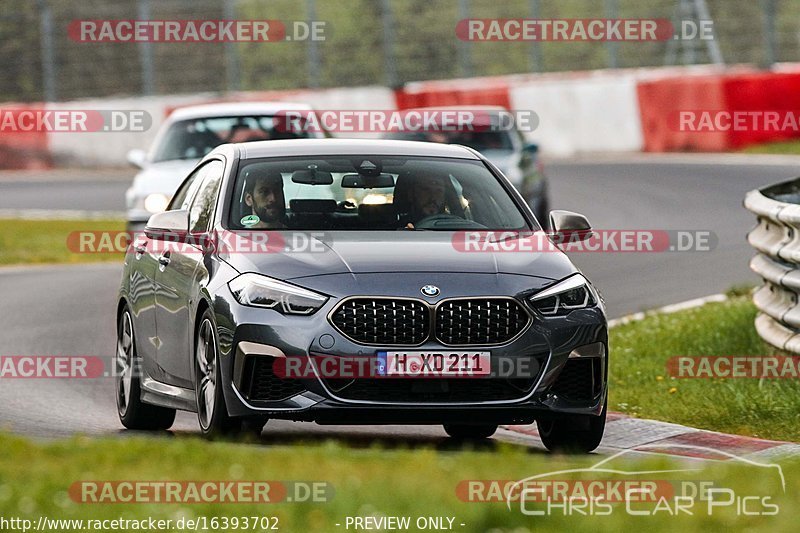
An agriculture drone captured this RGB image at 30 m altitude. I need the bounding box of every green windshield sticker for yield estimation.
[240,214,260,227]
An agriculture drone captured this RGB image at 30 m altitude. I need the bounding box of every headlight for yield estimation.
[144,193,170,214]
[228,273,328,315]
[528,274,596,316]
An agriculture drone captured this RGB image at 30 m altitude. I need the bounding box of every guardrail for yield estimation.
[745,178,800,353]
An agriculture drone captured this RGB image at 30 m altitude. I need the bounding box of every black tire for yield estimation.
[116,305,176,430]
[537,401,607,453]
[241,418,268,439]
[443,424,498,440]
[194,308,242,438]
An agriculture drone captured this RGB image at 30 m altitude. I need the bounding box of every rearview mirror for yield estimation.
[549,210,592,242]
[145,209,189,240]
[127,149,147,169]
[291,169,333,185]
[341,173,395,188]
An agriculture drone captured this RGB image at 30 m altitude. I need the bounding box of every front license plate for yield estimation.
[376,351,491,377]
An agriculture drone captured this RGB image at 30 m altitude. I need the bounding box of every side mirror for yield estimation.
[127,149,147,169]
[549,210,592,242]
[144,209,189,240]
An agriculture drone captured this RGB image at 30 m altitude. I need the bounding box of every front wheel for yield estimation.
[443,424,498,440]
[195,309,241,438]
[537,402,606,453]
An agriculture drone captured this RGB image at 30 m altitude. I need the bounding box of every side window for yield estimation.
[168,165,207,211]
[189,160,225,233]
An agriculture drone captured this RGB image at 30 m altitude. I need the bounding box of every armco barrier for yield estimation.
[745,178,800,353]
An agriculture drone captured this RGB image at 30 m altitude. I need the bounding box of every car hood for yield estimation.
[131,159,199,195]
[219,231,577,282]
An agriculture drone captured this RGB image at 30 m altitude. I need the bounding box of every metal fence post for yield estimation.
[36,0,56,102]
[380,0,398,87]
[762,0,777,68]
[457,0,472,78]
[137,0,155,95]
[528,0,542,73]
[224,0,241,92]
[306,0,320,88]
[604,0,619,69]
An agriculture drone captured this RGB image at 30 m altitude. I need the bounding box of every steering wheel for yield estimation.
[413,213,486,230]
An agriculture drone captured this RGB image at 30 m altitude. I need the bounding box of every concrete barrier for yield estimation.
[510,74,644,156]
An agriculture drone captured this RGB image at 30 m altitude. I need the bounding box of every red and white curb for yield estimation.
[503,413,800,461]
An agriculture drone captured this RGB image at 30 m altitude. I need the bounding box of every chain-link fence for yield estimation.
[0,0,794,103]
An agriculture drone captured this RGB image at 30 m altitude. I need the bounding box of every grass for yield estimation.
[0,431,797,532]
[609,294,800,441]
[741,139,800,155]
[0,219,126,266]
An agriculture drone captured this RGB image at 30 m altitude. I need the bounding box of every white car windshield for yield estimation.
[153,115,313,162]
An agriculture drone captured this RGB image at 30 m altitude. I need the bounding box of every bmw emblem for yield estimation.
[421,285,440,297]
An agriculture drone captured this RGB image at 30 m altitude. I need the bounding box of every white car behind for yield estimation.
[125,102,329,230]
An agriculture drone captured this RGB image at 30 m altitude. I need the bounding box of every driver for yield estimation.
[403,174,448,229]
[243,170,287,229]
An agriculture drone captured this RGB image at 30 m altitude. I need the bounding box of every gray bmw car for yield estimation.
[116,138,607,452]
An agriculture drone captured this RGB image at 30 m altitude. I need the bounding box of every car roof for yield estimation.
[168,101,314,121]
[232,138,482,160]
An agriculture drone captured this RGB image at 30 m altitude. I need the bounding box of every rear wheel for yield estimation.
[443,424,498,440]
[116,306,176,430]
[537,402,606,453]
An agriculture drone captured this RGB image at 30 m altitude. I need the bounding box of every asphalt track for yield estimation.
[0,154,797,448]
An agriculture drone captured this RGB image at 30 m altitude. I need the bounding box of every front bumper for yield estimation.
[213,279,607,424]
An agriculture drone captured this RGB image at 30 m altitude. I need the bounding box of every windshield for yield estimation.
[228,155,531,231]
[384,130,514,152]
[153,115,313,162]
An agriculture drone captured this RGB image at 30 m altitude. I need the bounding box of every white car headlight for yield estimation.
[144,193,170,214]
[528,274,597,316]
[228,273,329,315]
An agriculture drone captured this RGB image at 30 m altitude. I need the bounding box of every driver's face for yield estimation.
[245,178,283,224]
[413,179,446,218]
